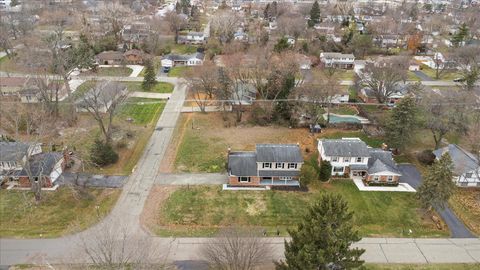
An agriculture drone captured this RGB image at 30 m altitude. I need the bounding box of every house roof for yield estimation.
[0,142,30,162]
[96,51,124,61]
[18,152,63,178]
[0,77,28,88]
[228,152,257,176]
[319,138,370,157]
[320,52,355,59]
[433,144,478,176]
[124,49,144,57]
[162,52,204,62]
[367,149,401,175]
[75,81,127,108]
[256,144,303,163]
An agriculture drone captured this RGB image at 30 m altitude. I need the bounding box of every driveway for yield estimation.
[58,173,127,188]
[156,173,227,185]
[398,164,475,238]
[413,70,434,81]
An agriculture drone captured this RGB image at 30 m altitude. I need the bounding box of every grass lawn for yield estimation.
[449,188,480,236]
[335,70,356,80]
[321,130,384,148]
[168,66,190,77]
[407,71,421,81]
[171,44,198,54]
[421,67,462,81]
[82,67,133,77]
[124,82,174,93]
[0,188,120,238]
[137,67,146,77]
[119,98,166,125]
[330,106,358,115]
[365,264,480,270]
[155,181,447,237]
[69,80,97,101]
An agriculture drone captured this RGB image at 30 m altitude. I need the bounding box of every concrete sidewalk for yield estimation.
[130,92,172,99]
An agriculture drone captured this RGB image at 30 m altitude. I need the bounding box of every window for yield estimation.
[276,163,284,169]
[356,157,363,163]
[288,163,297,169]
[331,156,338,162]
[263,163,272,169]
[373,176,380,182]
[387,176,393,182]
[238,177,251,183]
[280,176,293,180]
[344,157,350,163]
[333,166,344,173]
[460,182,468,187]
[465,173,473,178]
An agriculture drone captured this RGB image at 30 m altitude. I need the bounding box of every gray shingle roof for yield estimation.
[320,139,370,157]
[163,52,204,62]
[0,142,30,162]
[256,144,303,163]
[367,149,401,175]
[18,152,63,177]
[433,144,478,176]
[228,152,257,176]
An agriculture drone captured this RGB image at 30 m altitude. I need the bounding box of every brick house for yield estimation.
[317,138,401,185]
[95,51,124,65]
[123,49,148,64]
[227,144,304,188]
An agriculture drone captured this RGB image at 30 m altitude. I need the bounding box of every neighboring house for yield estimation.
[359,83,411,105]
[320,52,355,69]
[231,83,257,105]
[0,77,30,96]
[17,81,66,103]
[408,60,420,71]
[295,54,312,70]
[75,81,128,113]
[433,144,480,187]
[123,49,148,64]
[227,144,304,188]
[121,23,151,47]
[178,31,206,45]
[161,52,204,68]
[95,51,124,65]
[0,142,65,188]
[317,138,402,185]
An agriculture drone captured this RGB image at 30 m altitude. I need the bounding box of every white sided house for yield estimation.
[160,52,204,68]
[433,144,480,187]
[318,138,402,186]
[320,52,355,69]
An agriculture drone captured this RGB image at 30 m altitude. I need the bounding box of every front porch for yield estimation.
[259,179,300,186]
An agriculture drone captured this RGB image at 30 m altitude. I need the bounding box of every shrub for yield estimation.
[319,160,332,181]
[417,150,436,165]
[300,164,319,186]
[250,105,270,126]
[90,139,119,166]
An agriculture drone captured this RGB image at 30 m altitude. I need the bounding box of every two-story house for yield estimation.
[0,142,42,176]
[317,138,402,185]
[227,144,304,188]
[433,144,480,187]
[320,52,355,69]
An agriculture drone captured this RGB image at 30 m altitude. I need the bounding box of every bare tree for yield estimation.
[201,227,272,270]
[77,81,127,144]
[165,11,187,44]
[453,45,480,91]
[211,11,241,44]
[362,62,404,104]
[186,61,219,112]
[78,222,169,270]
[99,1,131,43]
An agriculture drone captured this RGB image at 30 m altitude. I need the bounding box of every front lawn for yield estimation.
[119,98,166,125]
[330,106,358,115]
[407,71,421,81]
[421,67,462,81]
[69,80,97,101]
[449,188,480,236]
[124,82,174,93]
[334,70,356,80]
[81,67,133,77]
[0,188,120,238]
[168,66,190,77]
[155,181,447,237]
[171,44,198,54]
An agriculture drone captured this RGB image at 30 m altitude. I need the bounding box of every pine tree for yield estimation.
[417,153,455,210]
[385,96,418,150]
[142,59,157,91]
[308,0,320,28]
[264,3,270,19]
[90,139,119,166]
[175,2,181,14]
[451,23,469,47]
[271,1,278,18]
[276,194,365,270]
[274,37,290,53]
[319,160,332,181]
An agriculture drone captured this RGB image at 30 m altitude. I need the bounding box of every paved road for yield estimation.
[398,164,476,238]
[413,70,434,81]
[156,173,227,185]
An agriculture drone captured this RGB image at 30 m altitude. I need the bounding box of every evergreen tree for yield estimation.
[271,1,278,18]
[319,160,332,181]
[276,194,365,270]
[417,153,455,210]
[274,37,290,53]
[142,59,157,91]
[90,139,119,166]
[273,75,295,123]
[264,3,271,19]
[385,96,418,150]
[308,0,321,28]
[451,23,469,47]
[175,2,181,14]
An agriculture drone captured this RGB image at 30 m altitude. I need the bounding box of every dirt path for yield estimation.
[140,185,179,235]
